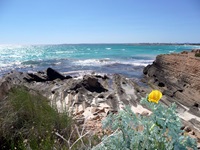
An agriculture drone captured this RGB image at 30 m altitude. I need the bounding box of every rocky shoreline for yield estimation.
[143,49,200,146]
[0,50,200,146]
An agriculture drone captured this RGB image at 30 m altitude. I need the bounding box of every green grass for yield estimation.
[0,87,75,149]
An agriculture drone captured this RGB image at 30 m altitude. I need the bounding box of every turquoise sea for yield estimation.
[0,44,200,79]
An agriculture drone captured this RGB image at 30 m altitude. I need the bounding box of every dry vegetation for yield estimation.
[0,87,99,150]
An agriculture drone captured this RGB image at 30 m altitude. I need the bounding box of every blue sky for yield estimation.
[0,0,200,44]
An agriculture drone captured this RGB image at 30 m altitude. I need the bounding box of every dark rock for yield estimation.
[193,103,199,108]
[181,51,188,54]
[70,76,107,93]
[184,126,192,132]
[26,73,46,82]
[102,75,109,80]
[47,68,67,80]
[98,94,105,98]
[82,76,108,93]
[158,82,165,87]
[65,75,72,79]
[143,64,151,75]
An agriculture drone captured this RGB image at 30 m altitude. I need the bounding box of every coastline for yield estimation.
[1,48,200,147]
[1,44,200,78]
[1,60,200,137]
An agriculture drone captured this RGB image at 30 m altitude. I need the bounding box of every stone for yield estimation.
[143,50,200,112]
[141,111,149,116]
[47,67,68,80]
[184,126,192,132]
[82,76,108,93]
[70,76,108,93]
[26,73,46,82]
[143,50,200,141]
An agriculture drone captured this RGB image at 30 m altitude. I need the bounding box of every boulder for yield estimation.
[70,76,108,93]
[47,67,71,80]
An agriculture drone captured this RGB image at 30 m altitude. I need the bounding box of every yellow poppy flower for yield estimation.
[148,90,162,104]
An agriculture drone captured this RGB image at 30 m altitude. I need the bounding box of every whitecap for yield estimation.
[72,58,112,66]
[109,59,154,67]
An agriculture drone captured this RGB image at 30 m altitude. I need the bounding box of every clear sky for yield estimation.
[0,0,200,44]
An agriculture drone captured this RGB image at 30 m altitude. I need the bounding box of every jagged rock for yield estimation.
[82,76,108,93]
[143,50,200,115]
[143,50,200,144]
[70,76,107,93]
[47,67,71,80]
[25,73,46,82]
[0,68,141,116]
[1,62,199,143]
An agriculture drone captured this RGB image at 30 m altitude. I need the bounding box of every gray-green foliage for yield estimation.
[92,97,197,150]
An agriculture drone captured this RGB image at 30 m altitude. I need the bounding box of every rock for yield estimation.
[0,69,141,119]
[184,126,192,132]
[91,115,101,120]
[141,111,149,116]
[70,76,108,93]
[181,51,188,54]
[189,119,200,130]
[47,67,70,80]
[82,76,108,93]
[1,66,200,143]
[143,50,200,113]
[25,73,46,82]
[143,50,200,141]
[91,107,99,114]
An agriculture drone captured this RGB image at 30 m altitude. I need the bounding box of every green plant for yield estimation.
[92,93,197,150]
[195,53,200,57]
[0,86,101,150]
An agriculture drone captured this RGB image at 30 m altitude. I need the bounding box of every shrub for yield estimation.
[92,90,197,150]
[0,87,74,149]
[195,53,200,57]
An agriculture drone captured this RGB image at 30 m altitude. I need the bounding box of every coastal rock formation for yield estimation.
[0,68,147,117]
[143,50,200,109]
[0,65,200,145]
[143,50,200,140]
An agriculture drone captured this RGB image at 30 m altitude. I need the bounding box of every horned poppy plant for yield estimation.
[148,90,162,103]
[94,89,197,150]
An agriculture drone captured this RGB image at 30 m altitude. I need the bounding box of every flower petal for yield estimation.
[148,90,162,104]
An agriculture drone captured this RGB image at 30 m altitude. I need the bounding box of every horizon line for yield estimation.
[1,42,200,46]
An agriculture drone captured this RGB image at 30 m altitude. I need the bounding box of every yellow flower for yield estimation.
[148,90,162,103]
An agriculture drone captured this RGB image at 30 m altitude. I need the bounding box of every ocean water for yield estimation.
[0,44,200,79]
